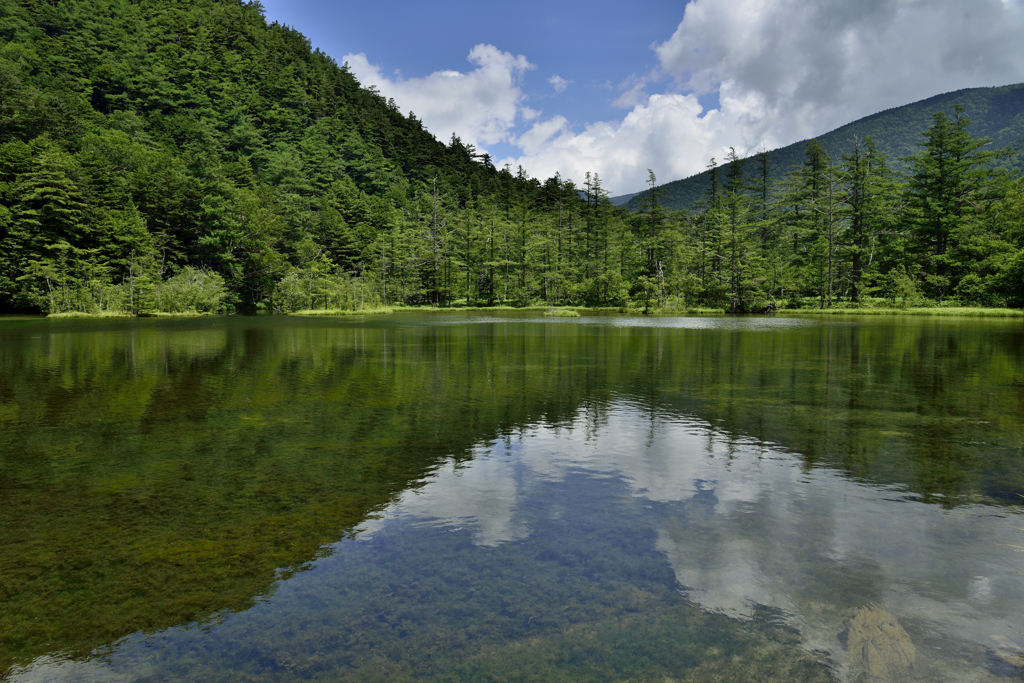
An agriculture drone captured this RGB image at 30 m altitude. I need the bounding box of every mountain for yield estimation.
[609,191,642,206]
[621,83,1024,212]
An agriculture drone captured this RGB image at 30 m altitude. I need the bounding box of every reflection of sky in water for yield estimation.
[396,410,1022,610]
[407,314,823,331]
[321,406,1024,680]
[12,404,1024,682]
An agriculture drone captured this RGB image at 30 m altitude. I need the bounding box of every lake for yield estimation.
[1,312,1023,681]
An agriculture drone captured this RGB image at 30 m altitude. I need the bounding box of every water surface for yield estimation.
[1,312,1022,681]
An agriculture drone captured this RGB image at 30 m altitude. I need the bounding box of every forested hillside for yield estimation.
[1,0,1022,314]
[621,83,1024,212]
[0,0,548,313]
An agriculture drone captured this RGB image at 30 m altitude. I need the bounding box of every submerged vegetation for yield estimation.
[1,0,1023,317]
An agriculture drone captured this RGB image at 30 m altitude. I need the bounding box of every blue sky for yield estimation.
[260,0,1024,195]
[259,0,701,161]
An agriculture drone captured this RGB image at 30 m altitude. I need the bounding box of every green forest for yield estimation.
[2,0,1023,314]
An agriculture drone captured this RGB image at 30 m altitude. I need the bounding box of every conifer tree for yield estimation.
[723,148,748,312]
[905,106,1011,300]
[842,137,902,302]
[694,157,723,306]
[635,169,667,312]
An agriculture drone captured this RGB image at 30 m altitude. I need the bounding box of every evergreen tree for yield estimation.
[780,140,843,307]
[842,137,902,302]
[693,157,723,306]
[635,169,667,312]
[905,106,1011,300]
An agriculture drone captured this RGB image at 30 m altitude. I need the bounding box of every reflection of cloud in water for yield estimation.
[367,452,530,547]
[419,314,820,331]
[378,405,1024,679]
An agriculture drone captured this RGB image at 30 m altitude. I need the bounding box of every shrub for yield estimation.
[153,267,228,314]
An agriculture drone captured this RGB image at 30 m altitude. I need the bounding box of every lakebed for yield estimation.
[1,311,1022,681]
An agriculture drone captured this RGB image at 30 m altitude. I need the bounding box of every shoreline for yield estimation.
[44,311,223,319]
[774,307,1023,317]
[16,305,1022,320]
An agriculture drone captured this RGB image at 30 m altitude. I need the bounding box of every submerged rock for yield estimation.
[990,635,1024,669]
[839,605,916,680]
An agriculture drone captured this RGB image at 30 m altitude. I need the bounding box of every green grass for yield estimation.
[46,311,134,319]
[391,304,587,312]
[389,304,729,315]
[779,307,1023,317]
[46,305,1020,319]
[47,310,225,319]
[290,307,394,316]
[657,307,728,315]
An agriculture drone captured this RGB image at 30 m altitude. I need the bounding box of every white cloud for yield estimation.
[505,0,1024,194]
[501,82,771,195]
[344,44,534,147]
[342,2,1024,195]
[359,404,1024,668]
[610,74,649,109]
[653,0,1024,146]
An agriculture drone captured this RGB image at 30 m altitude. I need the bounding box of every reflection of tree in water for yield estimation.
[643,319,1024,504]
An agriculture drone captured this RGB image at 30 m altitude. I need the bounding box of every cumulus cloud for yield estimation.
[343,2,1024,194]
[501,82,770,194]
[364,405,1024,663]
[505,0,1024,194]
[344,44,534,147]
[654,0,1024,145]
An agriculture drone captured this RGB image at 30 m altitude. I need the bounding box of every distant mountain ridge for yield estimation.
[608,191,642,207]
[615,83,1024,212]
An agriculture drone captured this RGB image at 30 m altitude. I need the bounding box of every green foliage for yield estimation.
[881,269,924,308]
[905,106,1013,301]
[0,0,513,313]
[671,120,1023,310]
[153,266,227,313]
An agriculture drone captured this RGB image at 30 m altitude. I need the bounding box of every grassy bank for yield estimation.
[779,307,1023,317]
[44,305,1020,319]
[654,307,728,315]
[290,307,394,316]
[389,304,728,315]
[47,310,224,319]
[391,304,593,312]
[47,311,134,319]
